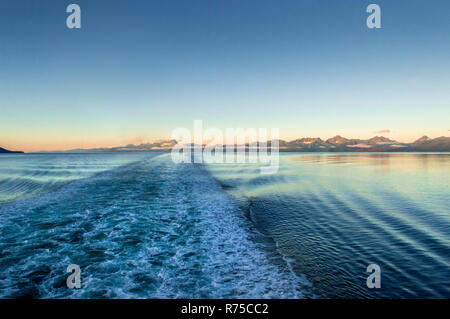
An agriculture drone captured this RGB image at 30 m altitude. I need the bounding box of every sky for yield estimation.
[0,0,449,152]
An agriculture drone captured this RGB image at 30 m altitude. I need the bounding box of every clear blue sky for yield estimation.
[1,0,449,151]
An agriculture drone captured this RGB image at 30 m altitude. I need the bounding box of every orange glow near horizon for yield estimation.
[0,133,168,153]
[1,129,449,153]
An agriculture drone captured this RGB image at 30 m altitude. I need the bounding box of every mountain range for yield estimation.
[36,135,450,153]
[275,135,450,152]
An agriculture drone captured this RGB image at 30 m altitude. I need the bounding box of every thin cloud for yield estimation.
[375,129,391,134]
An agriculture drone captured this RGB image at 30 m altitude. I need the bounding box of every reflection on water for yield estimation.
[0,153,146,203]
[206,153,450,298]
[292,153,448,172]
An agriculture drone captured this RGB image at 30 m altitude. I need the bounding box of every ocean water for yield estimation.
[0,153,307,298]
[0,152,448,298]
[207,153,450,298]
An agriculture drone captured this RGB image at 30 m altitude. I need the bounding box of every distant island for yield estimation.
[0,147,24,154]
[37,135,450,153]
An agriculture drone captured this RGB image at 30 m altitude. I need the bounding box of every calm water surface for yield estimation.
[207,153,450,298]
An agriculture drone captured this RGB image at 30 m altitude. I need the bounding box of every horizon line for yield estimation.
[4,134,449,153]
